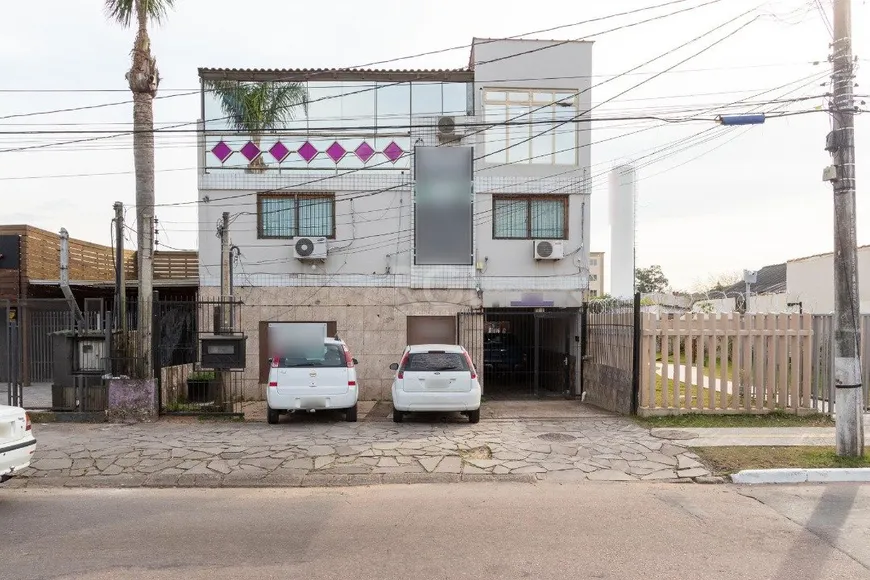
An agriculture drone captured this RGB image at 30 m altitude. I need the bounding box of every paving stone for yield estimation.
[240,457,283,470]
[377,457,399,468]
[677,468,710,478]
[284,458,314,470]
[660,443,688,457]
[512,465,547,474]
[373,442,400,450]
[677,455,705,470]
[541,462,573,472]
[587,470,636,481]
[314,456,335,470]
[31,458,72,471]
[419,457,442,473]
[493,451,528,461]
[641,469,679,480]
[306,445,336,457]
[462,465,489,475]
[493,465,511,475]
[434,456,462,474]
[645,453,678,466]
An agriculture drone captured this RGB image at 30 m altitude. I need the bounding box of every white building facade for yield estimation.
[197,38,593,400]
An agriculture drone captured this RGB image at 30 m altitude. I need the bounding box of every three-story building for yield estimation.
[197,37,593,401]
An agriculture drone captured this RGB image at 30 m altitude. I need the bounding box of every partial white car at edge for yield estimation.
[390,344,482,424]
[0,404,35,483]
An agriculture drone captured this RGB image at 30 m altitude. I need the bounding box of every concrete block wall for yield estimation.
[201,286,478,401]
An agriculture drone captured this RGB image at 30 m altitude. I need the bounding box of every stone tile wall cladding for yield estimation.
[200,287,479,401]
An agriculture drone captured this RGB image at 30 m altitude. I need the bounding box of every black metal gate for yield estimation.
[457,309,484,387]
[580,294,641,415]
[482,309,578,399]
[152,296,246,416]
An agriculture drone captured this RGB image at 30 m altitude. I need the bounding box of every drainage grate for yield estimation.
[537,433,577,442]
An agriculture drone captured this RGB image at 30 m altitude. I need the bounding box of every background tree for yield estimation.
[205,80,309,172]
[635,265,669,294]
[105,0,175,377]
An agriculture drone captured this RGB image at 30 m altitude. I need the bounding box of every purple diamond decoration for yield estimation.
[326,141,347,163]
[211,141,232,163]
[240,141,262,162]
[355,141,375,163]
[383,141,404,163]
[269,141,290,163]
[298,141,318,163]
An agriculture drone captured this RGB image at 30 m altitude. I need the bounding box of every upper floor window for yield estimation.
[258,193,335,239]
[483,89,579,165]
[493,195,568,240]
[589,258,598,266]
[589,274,598,281]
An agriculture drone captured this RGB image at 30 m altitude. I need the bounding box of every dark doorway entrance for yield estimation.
[483,309,577,399]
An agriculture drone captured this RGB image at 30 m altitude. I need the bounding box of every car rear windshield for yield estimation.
[276,344,346,368]
[403,352,469,372]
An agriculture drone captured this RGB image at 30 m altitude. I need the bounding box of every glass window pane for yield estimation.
[261,197,296,237]
[336,81,377,128]
[530,107,554,164]
[531,199,565,238]
[533,92,554,104]
[376,82,410,132]
[485,91,506,103]
[553,106,577,165]
[484,105,507,163]
[298,197,333,237]
[494,198,528,238]
[506,105,530,163]
[306,82,341,130]
[411,82,443,116]
[442,82,467,116]
[509,90,530,103]
[555,93,577,107]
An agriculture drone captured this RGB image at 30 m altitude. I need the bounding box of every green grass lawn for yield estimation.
[636,411,834,429]
[695,446,870,475]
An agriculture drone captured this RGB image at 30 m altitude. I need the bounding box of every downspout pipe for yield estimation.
[59,228,86,330]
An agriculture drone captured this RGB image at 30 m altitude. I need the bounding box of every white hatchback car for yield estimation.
[390,344,482,424]
[266,337,359,424]
[0,404,35,483]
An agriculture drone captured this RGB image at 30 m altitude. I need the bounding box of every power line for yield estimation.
[0,0,727,155]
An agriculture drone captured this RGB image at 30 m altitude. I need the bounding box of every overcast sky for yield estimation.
[0,0,867,291]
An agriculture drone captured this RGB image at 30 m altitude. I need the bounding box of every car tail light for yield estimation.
[270,356,279,368]
[348,380,356,387]
[397,352,410,379]
[463,351,477,380]
[343,346,354,368]
[268,381,278,388]
[25,413,31,431]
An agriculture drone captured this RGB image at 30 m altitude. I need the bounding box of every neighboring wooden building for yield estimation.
[0,224,197,301]
[0,224,198,385]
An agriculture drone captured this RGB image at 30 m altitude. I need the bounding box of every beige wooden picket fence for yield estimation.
[639,313,815,415]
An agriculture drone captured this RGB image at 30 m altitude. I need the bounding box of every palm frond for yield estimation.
[105,0,176,27]
[205,81,309,134]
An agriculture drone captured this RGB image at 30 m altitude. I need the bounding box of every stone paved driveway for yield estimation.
[13,415,712,488]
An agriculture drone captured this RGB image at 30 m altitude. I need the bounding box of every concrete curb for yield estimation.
[8,473,540,490]
[731,468,870,485]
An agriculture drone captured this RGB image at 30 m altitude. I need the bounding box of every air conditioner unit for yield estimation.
[436,116,463,144]
[293,237,328,260]
[533,240,565,260]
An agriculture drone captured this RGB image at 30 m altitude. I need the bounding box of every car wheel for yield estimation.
[392,408,404,423]
[468,409,480,424]
[346,404,358,422]
[267,406,280,425]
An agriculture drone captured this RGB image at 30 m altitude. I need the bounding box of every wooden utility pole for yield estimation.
[113,202,127,334]
[829,0,863,456]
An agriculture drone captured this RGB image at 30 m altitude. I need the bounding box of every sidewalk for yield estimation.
[650,415,870,447]
[11,414,712,489]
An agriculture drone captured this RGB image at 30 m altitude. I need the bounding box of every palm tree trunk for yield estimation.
[247,134,266,174]
[128,0,158,379]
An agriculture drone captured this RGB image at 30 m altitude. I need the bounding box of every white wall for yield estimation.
[609,166,635,299]
[787,246,870,313]
[198,38,593,308]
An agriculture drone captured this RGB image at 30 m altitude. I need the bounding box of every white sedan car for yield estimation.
[0,404,35,483]
[390,344,481,424]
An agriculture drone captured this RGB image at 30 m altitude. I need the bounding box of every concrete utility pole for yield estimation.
[828,0,863,456]
[220,212,231,332]
[113,202,127,334]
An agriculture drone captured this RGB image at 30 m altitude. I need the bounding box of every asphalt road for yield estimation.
[1,483,869,580]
